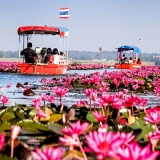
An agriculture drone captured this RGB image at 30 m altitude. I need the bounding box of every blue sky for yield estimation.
[0,0,160,53]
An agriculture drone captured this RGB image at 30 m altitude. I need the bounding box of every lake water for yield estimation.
[0,68,159,107]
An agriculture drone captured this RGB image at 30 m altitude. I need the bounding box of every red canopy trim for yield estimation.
[17,26,68,37]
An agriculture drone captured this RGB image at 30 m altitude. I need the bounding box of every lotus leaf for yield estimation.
[48,122,63,135]
[0,154,16,160]
[1,112,15,121]
[0,122,12,132]
[49,114,62,122]
[15,108,26,119]
[28,108,37,118]
[129,119,154,141]
[86,112,97,123]
[17,119,48,133]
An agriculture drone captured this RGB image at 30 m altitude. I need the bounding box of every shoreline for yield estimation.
[0,58,155,66]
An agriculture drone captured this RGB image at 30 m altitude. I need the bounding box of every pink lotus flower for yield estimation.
[6,83,12,88]
[36,109,47,118]
[32,147,65,160]
[115,142,159,160]
[144,110,160,124]
[117,132,135,145]
[137,97,148,107]
[53,87,69,97]
[85,131,123,160]
[62,120,89,138]
[32,98,41,109]
[147,130,160,150]
[0,132,5,150]
[93,110,106,122]
[53,87,69,105]
[119,117,128,125]
[0,95,10,106]
[73,100,89,108]
[59,135,79,147]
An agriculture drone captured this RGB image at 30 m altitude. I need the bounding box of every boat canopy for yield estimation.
[118,45,141,53]
[17,25,69,37]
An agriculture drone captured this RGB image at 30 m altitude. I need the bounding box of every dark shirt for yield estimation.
[21,48,37,63]
[44,54,51,63]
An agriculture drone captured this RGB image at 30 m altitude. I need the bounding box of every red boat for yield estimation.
[17,25,69,75]
[115,45,142,69]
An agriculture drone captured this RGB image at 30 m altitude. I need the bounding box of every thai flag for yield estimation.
[99,47,102,52]
[59,7,69,19]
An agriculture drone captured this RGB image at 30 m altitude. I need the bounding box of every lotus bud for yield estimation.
[11,125,21,140]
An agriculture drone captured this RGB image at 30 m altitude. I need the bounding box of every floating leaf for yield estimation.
[0,107,16,118]
[17,119,48,133]
[0,154,16,160]
[28,109,37,118]
[16,108,26,119]
[1,112,15,121]
[86,112,97,123]
[0,122,12,132]
[128,116,135,125]
[49,114,62,122]
[48,122,63,135]
[129,119,154,141]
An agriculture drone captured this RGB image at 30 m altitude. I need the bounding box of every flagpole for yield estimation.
[139,38,142,59]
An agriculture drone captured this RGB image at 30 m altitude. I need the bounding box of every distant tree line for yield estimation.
[0,50,160,62]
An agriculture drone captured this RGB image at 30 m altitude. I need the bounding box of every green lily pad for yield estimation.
[17,119,48,133]
[16,108,26,119]
[49,114,62,122]
[0,154,16,160]
[129,119,154,141]
[28,108,37,118]
[0,122,12,132]
[86,112,97,123]
[48,122,63,135]
[1,112,15,121]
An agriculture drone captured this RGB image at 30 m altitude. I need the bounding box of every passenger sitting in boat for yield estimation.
[59,51,66,64]
[120,54,126,63]
[44,48,52,63]
[133,57,137,63]
[48,52,54,63]
[53,48,60,64]
[21,42,37,63]
[40,47,47,63]
[124,57,129,63]
[137,58,141,64]
[128,57,133,64]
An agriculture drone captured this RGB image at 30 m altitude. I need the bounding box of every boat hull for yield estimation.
[18,63,67,75]
[115,63,142,69]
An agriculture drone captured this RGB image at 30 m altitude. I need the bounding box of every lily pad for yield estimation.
[49,114,62,122]
[86,112,97,123]
[129,119,154,141]
[17,119,48,133]
[1,112,15,121]
[48,122,63,135]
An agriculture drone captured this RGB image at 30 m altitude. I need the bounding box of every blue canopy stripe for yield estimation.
[118,45,141,53]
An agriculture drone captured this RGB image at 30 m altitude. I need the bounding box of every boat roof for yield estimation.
[17,25,69,37]
[118,45,141,53]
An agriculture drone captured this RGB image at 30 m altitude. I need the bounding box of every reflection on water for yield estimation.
[0,69,159,107]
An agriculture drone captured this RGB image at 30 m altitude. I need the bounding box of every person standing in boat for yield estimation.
[20,42,37,63]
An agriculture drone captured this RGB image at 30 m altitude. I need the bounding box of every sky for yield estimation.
[0,0,160,53]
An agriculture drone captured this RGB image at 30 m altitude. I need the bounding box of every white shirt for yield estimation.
[53,55,59,64]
